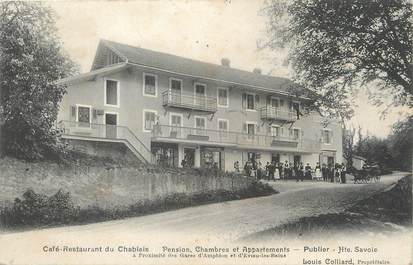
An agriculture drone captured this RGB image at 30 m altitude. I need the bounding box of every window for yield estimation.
[143,73,157,97]
[217,87,228,107]
[271,125,280,137]
[247,94,255,110]
[170,113,183,137]
[292,128,300,140]
[322,129,332,144]
[170,113,182,127]
[218,119,228,131]
[143,110,157,132]
[195,83,206,96]
[291,101,300,112]
[105,79,119,107]
[170,78,182,93]
[194,83,206,107]
[76,105,91,127]
[246,122,256,140]
[194,116,206,135]
[270,97,280,108]
[247,123,255,135]
[218,119,228,139]
[105,112,118,138]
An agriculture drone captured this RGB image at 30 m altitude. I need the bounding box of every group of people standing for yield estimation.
[235,160,347,184]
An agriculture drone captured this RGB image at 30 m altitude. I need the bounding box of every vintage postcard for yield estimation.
[0,0,412,264]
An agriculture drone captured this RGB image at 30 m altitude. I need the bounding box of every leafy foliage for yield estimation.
[262,0,413,118]
[0,2,78,161]
[1,189,77,227]
[387,116,413,171]
[353,116,412,171]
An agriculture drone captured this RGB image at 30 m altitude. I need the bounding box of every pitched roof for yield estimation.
[57,63,128,85]
[98,40,293,92]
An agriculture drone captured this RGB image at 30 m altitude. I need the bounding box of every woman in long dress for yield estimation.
[315,162,322,181]
[274,163,280,180]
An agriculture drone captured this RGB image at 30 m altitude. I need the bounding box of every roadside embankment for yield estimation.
[243,174,411,241]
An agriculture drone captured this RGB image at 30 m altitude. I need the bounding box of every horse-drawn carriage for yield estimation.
[352,164,381,184]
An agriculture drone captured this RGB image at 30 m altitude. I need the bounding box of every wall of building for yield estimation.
[58,64,343,168]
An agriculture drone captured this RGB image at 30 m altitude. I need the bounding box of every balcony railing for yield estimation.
[162,90,217,113]
[58,120,154,164]
[260,106,297,122]
[152,124,320,153]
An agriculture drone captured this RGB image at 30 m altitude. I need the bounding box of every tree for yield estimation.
[262,0,413,118]
[388,116,413,171]
[0,2,78,161]
[342,125,356,168]
[351,116,412,172]
[354,135,394,171]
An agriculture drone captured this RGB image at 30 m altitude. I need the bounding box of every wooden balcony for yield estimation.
[259,106,297,122]
[162,91,217,113]
[152,124,320,153]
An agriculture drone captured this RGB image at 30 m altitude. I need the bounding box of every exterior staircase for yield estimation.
[58,120,154,164]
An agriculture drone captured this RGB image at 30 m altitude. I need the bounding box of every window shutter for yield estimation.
[256,124,260,133]
[70,106,76,118]
[92,109,97,119]
[267,125,271,134]
[242,123,247,133]
[266,96,271,105]
[301,130,304,136]
[330,130,334,143]
[281,127,284,135]
[280,99,284,107]
[320,130,324,143]
[242,93,247,109]
[255,95,260,109]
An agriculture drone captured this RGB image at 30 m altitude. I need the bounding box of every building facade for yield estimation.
[57,40,343,172]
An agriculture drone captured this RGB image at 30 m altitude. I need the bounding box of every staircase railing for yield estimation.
[58,120,154,164]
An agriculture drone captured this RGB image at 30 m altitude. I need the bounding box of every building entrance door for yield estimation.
[327,156,335,166]
[105,113,117,138]
[293,155,301,166]
[201,147,224,170]
[271,153,280,163]
[183,148,195,168]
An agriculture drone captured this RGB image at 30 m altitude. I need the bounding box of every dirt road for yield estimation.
[0,172,407,265]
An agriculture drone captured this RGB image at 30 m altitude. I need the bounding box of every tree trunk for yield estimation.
[0,84,4,158]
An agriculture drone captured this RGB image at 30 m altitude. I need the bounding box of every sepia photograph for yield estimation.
[0,0,412,264]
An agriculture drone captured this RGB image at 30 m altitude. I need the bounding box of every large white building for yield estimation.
[57,40,343,173]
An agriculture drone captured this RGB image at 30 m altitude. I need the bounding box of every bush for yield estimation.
[0,189,77,228]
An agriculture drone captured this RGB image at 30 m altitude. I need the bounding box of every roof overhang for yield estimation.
[56,63,129,85]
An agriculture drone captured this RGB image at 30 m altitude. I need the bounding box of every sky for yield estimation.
[49,0,411,138]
